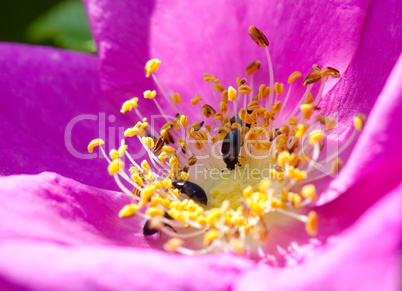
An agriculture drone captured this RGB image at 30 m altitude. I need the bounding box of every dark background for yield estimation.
[0,0,94,52]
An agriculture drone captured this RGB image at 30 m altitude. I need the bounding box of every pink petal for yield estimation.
[0,172,145,246]
[0,44,139,190]
[235,180,402,291]
[0,241,252,291]
[319,52,402,207]
[320,0,402,138]
[251,53,402,263]
[0,172,253,290]
[83,0,368,109]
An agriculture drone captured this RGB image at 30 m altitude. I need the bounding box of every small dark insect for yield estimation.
[230,110,253,128]
[172,180,208,205]
[221,128,241,170]
[143,212,174,236]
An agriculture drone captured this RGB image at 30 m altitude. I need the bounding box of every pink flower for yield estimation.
[0,0,401,290]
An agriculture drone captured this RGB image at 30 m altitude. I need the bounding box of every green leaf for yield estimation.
[26,0,96,53]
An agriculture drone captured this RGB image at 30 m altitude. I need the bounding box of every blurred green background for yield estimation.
[0,0,95,53]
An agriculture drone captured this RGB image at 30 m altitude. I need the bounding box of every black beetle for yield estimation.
[172,180,208,205]
[221,128,241,170]
[143,212,174,236]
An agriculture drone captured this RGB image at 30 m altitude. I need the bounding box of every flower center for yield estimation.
[87,26,366,258]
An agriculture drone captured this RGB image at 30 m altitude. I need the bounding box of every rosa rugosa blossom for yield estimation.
[0,0,401,290]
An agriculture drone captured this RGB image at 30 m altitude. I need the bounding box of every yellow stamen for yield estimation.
[180,115,189,127]
[87,138,104,153]
[303,93,314,104]
[354,113,367,131]
[287,71,302,84]
[309,129,325,144]
[146,207,165,217]
[220,102,229,113]
[181,172,190,181]
[242,185,253,198]
[119,203,142,217]
[301,184,317,201]
[108,159,124,175]
[288,117,298,125]
[248,26,269,48]
[214,82,225,93]
[158,152,168,164]
[132,174,143,187]
[238,85,252,95]
[331,158,344,174]
[306,211,318,236]
[120,97,138,114]
[165,238,183,253]
[203,73,219,83]
[300,104,315,120]
[274,82,284,94]
[109,149,119,160]
[142,137,155,149]
[325,117,337,130]
[277,151,290,167]
[295,123,308,138]
[191,94,203,105]
[245,60,261,75]
[171,93,181,104]
[228,86,237,101]
[161,146,176,155]
[204,229,221,246]
[259,179,271,192]
[144,90,157,99]
[145,59,161,78]
[271,101,282,113]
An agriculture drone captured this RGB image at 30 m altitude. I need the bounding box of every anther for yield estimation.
[228,86,237,101]
[302,65,340,85]
[119,203,142,218]
[248,26,269,48]
[309,129,325,144]
[220,101,229,113]
[180,115,189,127]
[301,184,317,201]
[88,138,105,153]
[187,154,197,166]
[144,90,157,99]
[325,117,337,130]
[153,137,165,154]
[288,117,298,125]
[191,94,203,105]
[236,77,247,86]
[246,60,261,75]
[164,238,184,253]
[214,82,225,93]
[300,104,316,120]
[274,82,284,94]
[306,211,318,236]
[108,159,124,175]
[146,207,165,217]
[331,158,344,174]
[203,73,219,83]
[202,104,217,118]
[248,101,260,110]
[142,137,155,149]
[171,93,182,104]
[145,59,161,78]
[271,101,282,113]
[288,71,302,84]
[238,85,252,95]
[120,97,138,114]
[354,113,367,131]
